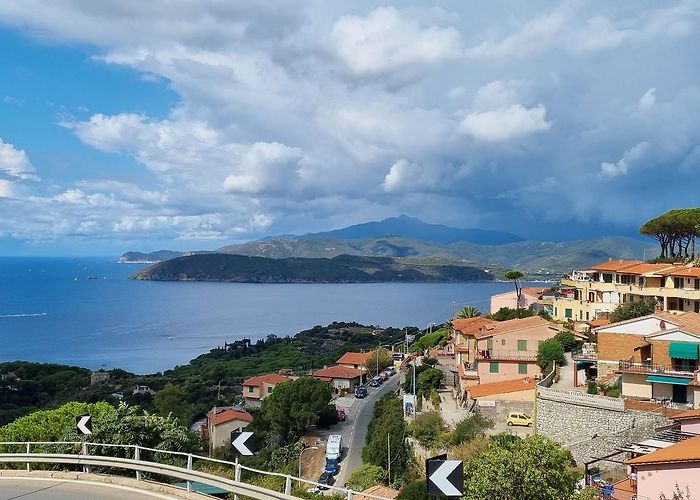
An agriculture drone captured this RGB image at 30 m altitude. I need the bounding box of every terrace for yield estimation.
[618,360,696,378]
[475,349,537,362]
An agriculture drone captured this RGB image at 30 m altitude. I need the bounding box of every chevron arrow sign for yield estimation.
[427,458,463,497]
[231,431,255,456]
[76,415,92,435]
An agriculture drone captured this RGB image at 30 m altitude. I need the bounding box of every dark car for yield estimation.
[369,378,380,387]
[325,458,339,475]
[354,386,367,398]
[318,471,335,490]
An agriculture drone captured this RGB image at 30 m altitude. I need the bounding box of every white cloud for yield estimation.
[224,142,303,195]
[331,7,462,76]
[459,104,550,142]
[600,142,650,177]
[474,81,519,111]
[0,179,17,198]
[0,139,39,181]
[639,88,656,110]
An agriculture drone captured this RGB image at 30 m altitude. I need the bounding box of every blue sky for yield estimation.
[0,1,699,255]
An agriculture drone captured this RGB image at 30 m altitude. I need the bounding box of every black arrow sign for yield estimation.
[427,457,463,497]
[231,431,255,456]
[76,415,92,435]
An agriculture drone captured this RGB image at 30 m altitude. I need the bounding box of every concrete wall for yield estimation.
[490,291,537,314]
[536,387,671,471]
[622,373,652,399]
[598,332,647,364]
[635,462,700,499]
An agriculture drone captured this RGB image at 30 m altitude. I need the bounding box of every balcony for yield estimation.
[618,360,696,377]
[476,349,537,362]
[572,343,597,362]
[459,361,479,380]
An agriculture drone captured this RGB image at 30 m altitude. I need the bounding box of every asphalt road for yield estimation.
[334,374,401,488]
[0,478,178,499]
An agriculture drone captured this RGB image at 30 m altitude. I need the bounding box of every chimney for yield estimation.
[659,320,666,330]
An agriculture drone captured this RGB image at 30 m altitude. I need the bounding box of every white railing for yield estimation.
[536,386,624,411]
[0,442,394,500]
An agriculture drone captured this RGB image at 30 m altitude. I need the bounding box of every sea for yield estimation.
[0,257,546,374]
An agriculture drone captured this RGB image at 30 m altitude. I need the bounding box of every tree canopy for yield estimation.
[362,394,409,484]
[537,339,565,372]
[610,298,657,323]
[504,270,524,309]
[365,348,393,377]
[457,306,481,319]
[640,208,700,259]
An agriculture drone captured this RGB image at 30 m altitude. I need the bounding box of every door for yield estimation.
[673,384,688,404]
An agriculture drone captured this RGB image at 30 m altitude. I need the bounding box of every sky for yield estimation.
[0,1,699,255]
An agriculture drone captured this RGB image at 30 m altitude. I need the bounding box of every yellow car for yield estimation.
[506,412,533,427]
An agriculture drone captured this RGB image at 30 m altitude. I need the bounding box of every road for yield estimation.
[334,374,401,488]
[0,478,178,499]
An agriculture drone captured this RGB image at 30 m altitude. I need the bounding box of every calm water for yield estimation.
[0,257,535,373]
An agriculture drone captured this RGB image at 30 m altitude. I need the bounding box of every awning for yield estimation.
[646,375,692,385]
[669,342,699,360]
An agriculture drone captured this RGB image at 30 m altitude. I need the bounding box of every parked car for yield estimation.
[392,352,404,361]
[369,376,381,387]
[317,472,335,490]
[336,406,346,421]
[506,412,533,427]
[385,366,396,376]
[379,371,389,381]
[354,386,368,398]
[324,458,339,475]
[326,434,342,461]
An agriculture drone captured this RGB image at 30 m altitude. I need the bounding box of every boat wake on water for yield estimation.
[0,312,48,318]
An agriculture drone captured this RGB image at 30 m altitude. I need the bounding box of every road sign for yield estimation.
[426,456,463,497]
[76,415,92,435]
[231,431,255,456]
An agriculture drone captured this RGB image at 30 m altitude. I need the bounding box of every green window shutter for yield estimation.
[486,338,493,350]
[247,386,254,393]
[565,308,572,318]
[267,386,273,394]
[669,342,699,360]
[517,340,527,351]
[518,363,528,375]
[489,362,499,373]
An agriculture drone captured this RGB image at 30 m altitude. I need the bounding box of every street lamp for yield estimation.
[298,446,319,487]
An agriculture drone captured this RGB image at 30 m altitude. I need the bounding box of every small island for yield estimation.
[130,253,493,283]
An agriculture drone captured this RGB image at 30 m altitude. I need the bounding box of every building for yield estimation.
[241,372,293,407]
[674,408,700,434]
[133,385,155,396]
[336,352,373,373]
[490,287,553,315]
[589,311,700,407]
[90,370,110,385]
[206,407,253,452]
[452,316,563,393]
[312,366,364,394]
[556,260,700,323]
[467,377,536,402]
[626,434,700,499]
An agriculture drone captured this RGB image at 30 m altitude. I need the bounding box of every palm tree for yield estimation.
[456,306,481,319]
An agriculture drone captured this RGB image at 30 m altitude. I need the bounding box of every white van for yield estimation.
[326,434,342,461]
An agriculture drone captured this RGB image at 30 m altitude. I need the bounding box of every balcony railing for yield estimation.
[572,344,598,361]
[618,360,696,377]
[476,349,537,362]
[459,362,479,379]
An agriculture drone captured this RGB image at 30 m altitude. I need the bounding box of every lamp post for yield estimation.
[298,446,319,487]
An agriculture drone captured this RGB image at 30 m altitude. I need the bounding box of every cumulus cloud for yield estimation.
[600,142,651,177]
[331,7,462,76]
[0,139,39,181]
[224,142,303,195]
[639,88,656,110]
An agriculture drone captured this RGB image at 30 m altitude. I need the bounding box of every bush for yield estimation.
[587,380,597,395]
[452,413,494,445]
[348,464,387,491]
[537,339,565,371]
[397,480,429,500]
[490,307,535,321]
[553,331,582,352]
[429,389,441,410]
[408,411,446,448]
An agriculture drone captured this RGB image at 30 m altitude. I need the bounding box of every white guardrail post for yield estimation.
[81,441,90,474]
[284,475,292,496]
[234,457,241,500]
[26,442,31,472]
[187,454,193,492]
[134,445,141,481]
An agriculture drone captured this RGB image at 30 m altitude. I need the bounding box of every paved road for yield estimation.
[334,375,401,488]
[0,478,178,499]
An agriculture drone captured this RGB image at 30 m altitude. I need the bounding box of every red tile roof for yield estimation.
[336,352,372,366]
[589,260,643,272]
[208,408,253,427]
[475,315,559,339]
[616,263,676,275]
[657,266,700,278]
[312,365,364,380]
[656,311,700,334]
[627,435,700,465]
[468,377,536,398]
[242,372,293,388]
[672,409,700,420]
[452,317,496,335]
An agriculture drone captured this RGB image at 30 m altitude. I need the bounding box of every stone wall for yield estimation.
[537,387,672,471]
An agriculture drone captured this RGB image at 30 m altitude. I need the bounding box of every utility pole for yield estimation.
[387,433,391,485]
[451,301,456,318]
[376,340,380,377]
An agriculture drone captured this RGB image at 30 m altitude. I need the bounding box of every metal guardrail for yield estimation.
[0,442,394,500]
[618,360,695,377]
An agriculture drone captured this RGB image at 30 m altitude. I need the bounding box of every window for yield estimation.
[501,339,506,346]
[517,340,527,351]
[673,358,698,373]
[267,386,273,394]
[489,362,499,373]
[565,308,572,318]
[247,386,254,393]
[487,338,493,350]
[518,363,528,374]
[674,277,684,289]
[586,312,590,320]
[639,277,645,287]
[695,279,700,290]
[696,301,700,314]
[603,273,613,283]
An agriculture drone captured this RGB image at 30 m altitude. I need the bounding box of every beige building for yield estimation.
[336,352,373,376]
[555,260,700,323]
[242,372,293,406]
[206,408,253,452]
[312,366,364,394]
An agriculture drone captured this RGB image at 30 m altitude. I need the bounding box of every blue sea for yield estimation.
[0,257,538,373]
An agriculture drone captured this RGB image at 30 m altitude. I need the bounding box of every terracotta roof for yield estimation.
[242,372,292,388]
[616,263,676,275]
[588,318,610,328]
[452,316,496,334]
[312,365,364,380]
[627,435,700,466]
[657,266,700,278]
[655,311,700,335]
[468,377,536,398]
[475,315,560,339]
[356,485,399,500]
[521,287,547,297]
[336,352,372,366]
[672,409,700,420]
[208,408,253,427]
[590,260,643,272]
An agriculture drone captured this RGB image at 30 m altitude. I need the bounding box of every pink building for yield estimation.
[626,434,700,499]
[674,409,700,434]
[490,287,547,314]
